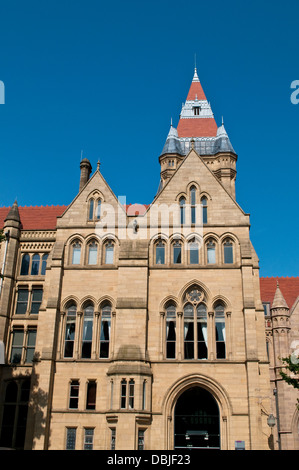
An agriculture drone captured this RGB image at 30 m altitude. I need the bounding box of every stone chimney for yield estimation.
[79,158,92,192]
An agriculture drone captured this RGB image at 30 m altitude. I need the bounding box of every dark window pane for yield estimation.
[224,243,233,263]
[156,243,165,264]
[30,289,43,314]
[190,243,199,264]
[86,381,96,410]
[31,254,40,275]
[20,254,30,275]
[41,254,48,275]
[173,244,181,264]
[16,289,28,315]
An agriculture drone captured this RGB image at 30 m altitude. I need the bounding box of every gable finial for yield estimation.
[97,159,101,171]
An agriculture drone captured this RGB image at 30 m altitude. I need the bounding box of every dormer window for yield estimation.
[193,106,201,116]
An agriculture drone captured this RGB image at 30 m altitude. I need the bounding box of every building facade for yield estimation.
[0,69,298,450]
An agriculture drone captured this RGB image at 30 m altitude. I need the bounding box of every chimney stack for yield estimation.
[79,158,92,192]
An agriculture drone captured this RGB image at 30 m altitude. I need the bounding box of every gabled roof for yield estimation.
[260,277,299,310]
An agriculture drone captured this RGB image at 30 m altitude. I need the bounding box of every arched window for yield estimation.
[31,254,40,275]
[215,303,226,359]
[120,379,127,408]
[207,239,216,264]
[190,186,196,224]
[104,241,114,264]
[41,254,48,275]
[88,199,94,220]
[20,254,30,275]
[81,303,94,358]
[184,304,194,359]
[155,240,165,265]
[223,239,233,264]
[197,304,208,359]
[166,303,176,359]
[64,303,77,358]
[129,379,135,409]
[88,241,98,265]
[189,239,199,264]
[201,197,208,224]
[179,197,186,225]
[173,240,182,264]
[99,303,111,358]
[96,199,101,220]
[71,241,81,265]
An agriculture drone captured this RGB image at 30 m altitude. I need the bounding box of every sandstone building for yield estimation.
[0,69,298,450]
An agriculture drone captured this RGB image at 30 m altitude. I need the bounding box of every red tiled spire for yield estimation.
[177,68,218,138]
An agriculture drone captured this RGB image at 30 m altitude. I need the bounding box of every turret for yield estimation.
[159,124,184,187]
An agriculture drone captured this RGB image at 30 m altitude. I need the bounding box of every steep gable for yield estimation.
[149,148,249,227]
[56,169,126,229]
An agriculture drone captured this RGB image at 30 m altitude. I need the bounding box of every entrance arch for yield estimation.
[174,386,220,449]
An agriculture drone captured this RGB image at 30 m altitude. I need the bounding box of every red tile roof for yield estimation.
[186,80,207,101]
[0,203,151,231]
[0,205,67,230]
[260,277,299,310]
[177,117,218,137]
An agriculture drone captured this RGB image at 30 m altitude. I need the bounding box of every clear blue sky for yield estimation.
[0,0,298,277]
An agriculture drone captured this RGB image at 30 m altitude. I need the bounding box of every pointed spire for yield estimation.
[160,123,184,156]
[271,281,289,309]
[193,67,199,82]
[5,200,20,223]
[177,67,217,138]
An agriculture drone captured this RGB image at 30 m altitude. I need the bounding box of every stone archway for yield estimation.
[174,386,220,450]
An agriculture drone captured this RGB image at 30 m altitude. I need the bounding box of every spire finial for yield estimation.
[171,117,173,127]
[222,116,224,125]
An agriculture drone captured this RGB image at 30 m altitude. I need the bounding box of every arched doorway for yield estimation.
[174,386,220,449]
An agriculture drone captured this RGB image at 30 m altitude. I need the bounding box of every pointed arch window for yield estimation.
[189,239,199,264]
[173,240,182,264]
[197,304,208,359]
[81,303,94,358]
[105,240,114,265]
[201,197,208,224]
[64,304,77,358]
[88,241,98,265]
[99,303,111,358]
[207,239,216,264]
[31,254,40,275]
[223,239,233,264]
[96,199,101,220]
[166,303,176,359]
[20,254,30,275]
[184,304,194,359]
[155,240,165,265]
[179,197,186,225]
[88,199,94,220]
[71,241,81,265]
[41,254,48,275]
[190,186,196,224]
[215,303,226,359]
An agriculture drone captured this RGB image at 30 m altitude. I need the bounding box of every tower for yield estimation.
[159,68,237,197]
